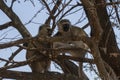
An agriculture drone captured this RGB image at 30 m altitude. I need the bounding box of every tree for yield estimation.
[0,0,120,80]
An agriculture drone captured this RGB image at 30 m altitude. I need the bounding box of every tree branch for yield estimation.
[79,0,111,79]
[45,0,62,24]
[81,0,103,43]
[0,22,13,30]
[4,48,23,66]
[0,70,80,80]
[0,0,31,38]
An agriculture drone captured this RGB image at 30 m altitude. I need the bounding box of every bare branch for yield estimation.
[25,7,45,25]
[4,48,23,66]
[58,3,80,20]
[113,3,120,28]
[42,0,51,14]
[81,0,103,43]
[10,0,16,9]
[0,70,80,80]
[0,37,34,49]
[57,55,94,63]
[0,55,36,70]
[0,22,13,30]
[45,0,62,24]
[0,0,31,38]
[97,1,120,6]
[81,23,89,29]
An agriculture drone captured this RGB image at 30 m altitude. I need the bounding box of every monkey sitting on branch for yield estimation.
[53,19,89,79]
[26,24,52,73]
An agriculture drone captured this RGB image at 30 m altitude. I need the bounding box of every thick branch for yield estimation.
[96,1,120,6]
[95,0,120,78]
[0,36,76,49]
[57,55,94,63]
[0,37,35,49]
[81,0,103,43]
[80,0,113,79]
[0,22,12,30]
[0,70,80,80]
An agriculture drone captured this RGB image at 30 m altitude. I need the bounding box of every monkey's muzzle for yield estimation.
[62,24,70,32]
[47,28,52,36]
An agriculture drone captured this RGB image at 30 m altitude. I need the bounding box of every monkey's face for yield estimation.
[39,24,52,36]
[62,23,70,32]
[46,27,52,36]
[58,19,71,33]
[42,27,52,36]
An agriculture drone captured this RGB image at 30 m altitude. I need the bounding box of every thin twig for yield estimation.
[4,48,23,66]
[0,22,13,30]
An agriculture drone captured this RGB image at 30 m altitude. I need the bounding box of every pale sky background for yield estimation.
[0,0,120,80]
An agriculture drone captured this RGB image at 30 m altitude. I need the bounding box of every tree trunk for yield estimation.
[95,0,120,77]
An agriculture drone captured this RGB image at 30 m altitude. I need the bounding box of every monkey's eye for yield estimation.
[62,24,70,32]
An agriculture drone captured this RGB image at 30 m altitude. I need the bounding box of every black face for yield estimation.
[62,24,70,32]
[47,28,52,36]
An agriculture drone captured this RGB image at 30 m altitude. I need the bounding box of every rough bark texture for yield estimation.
[80,0,110,79]
[95,0,120,77]
[0,70,80,80]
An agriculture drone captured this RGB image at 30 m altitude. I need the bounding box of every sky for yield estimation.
[0,0,120,80]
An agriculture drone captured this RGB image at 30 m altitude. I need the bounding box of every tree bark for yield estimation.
[95,0,120,77]
[0,70,80,80]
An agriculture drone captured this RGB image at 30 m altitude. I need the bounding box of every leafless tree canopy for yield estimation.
[0,0,120,80]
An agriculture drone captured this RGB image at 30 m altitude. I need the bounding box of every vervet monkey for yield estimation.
[53,19,89,79]
[54,19,88,57]
[26,24,51,73]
